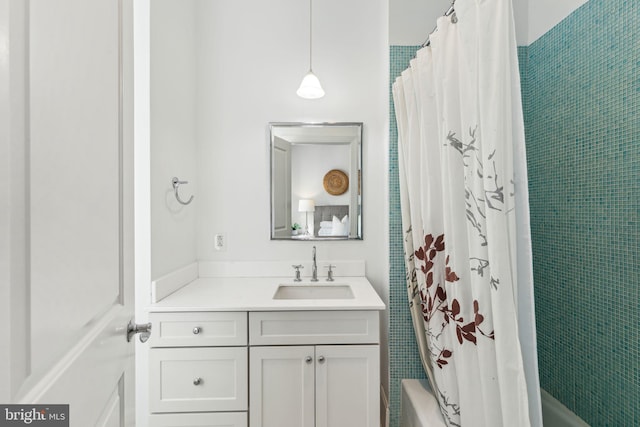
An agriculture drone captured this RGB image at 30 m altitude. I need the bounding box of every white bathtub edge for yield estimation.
[541,388,590,427]
[399,380,591,427]
[400,379,446,427]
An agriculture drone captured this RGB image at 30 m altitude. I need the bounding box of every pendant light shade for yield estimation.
[298,0,324,99]
[297,70,325,99]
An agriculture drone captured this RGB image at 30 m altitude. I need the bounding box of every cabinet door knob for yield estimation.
[305,356,313,364]
[318,356,325,363]
[193,326,201,334]
[193,377,202,385]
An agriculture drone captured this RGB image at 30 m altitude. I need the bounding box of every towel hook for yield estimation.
[171,177,194,205]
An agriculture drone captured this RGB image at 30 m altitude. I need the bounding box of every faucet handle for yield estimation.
[324,264,336,282]
[292,264,303,282]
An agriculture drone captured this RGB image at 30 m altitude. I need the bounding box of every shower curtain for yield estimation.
[392,0,542,426]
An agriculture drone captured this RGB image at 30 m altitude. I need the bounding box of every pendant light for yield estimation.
[297,0,325,99]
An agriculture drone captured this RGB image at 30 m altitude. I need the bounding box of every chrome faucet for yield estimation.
[311,246,318,282]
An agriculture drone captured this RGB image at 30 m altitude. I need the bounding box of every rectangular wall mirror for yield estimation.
[270,122,363,240]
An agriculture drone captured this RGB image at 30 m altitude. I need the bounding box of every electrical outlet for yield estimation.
[214,233,226,251]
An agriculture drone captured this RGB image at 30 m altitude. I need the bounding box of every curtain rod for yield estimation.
[420,1,457,48]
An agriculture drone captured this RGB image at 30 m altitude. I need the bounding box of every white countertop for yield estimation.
[148,276,385,312]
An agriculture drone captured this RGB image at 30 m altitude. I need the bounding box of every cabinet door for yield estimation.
[150,347,248,413]
[249,346,315,427]
[315,345,380,427]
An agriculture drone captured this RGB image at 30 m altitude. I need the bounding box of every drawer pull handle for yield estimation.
[193,377,202,386]
[305,356,313,364]
[193,327,202,335]
[318,356,325,363]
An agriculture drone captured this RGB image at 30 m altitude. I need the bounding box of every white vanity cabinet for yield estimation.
[248,311,380,427]
[147,311,248,427]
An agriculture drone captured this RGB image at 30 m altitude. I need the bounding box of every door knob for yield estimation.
[305,356,313,364]
[126,320,152,343]
[193,326,202,334]
[318,355,325,363]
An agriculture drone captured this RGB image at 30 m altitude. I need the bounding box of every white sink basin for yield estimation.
[273,284,355,300]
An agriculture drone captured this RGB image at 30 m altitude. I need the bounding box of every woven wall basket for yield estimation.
[323,169,349,195]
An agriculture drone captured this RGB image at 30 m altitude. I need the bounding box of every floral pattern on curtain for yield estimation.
[392,0,543,426]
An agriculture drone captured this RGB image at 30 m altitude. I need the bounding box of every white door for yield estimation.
[271,137,292,238]
[1,0,136,425]
[249,346,315,427]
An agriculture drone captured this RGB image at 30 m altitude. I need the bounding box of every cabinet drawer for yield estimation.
[148,312,247,347]
[249,311,379,345]
[149,347,248,413]
[148,412,247,427]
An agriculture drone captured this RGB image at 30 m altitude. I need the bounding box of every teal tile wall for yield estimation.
[389,45,425,427]
[524,0,640,425]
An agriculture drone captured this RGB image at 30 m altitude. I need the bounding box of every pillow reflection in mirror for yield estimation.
[331,215,349,236]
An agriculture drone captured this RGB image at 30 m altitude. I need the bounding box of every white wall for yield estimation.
[389,0,588,46]
[149,0,389,283]
[527,0,588,43]
[512,0,529,45]
[150,0,198,279]
[194,0,387,264]
[389,0,458,45]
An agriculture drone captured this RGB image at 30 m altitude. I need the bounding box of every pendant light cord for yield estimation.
[309,0,313,70]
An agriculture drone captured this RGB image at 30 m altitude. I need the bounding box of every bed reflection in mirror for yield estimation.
[270,122,362,240]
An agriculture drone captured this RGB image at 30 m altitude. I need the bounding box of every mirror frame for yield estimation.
[269,122,363,241]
